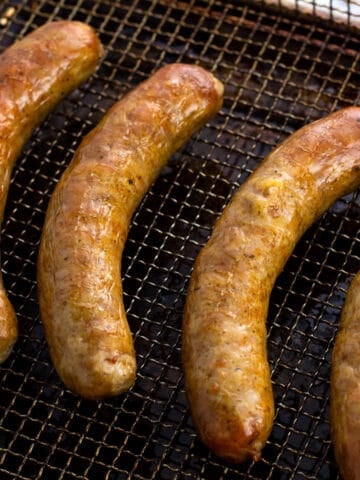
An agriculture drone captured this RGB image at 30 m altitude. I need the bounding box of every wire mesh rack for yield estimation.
[0,0,359,479]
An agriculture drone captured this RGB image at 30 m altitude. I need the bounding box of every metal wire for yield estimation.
[0,1,359,479]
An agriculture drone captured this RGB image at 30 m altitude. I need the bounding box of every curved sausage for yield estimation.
[182,106,360,463]
[331,271,360,480]
[0,20,102,364]
[37,63,224,400]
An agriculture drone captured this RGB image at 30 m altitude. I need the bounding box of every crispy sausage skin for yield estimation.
[38,64,224,400]
[331,271,360,480]
[0,21,102,364]
[182,107,360,463]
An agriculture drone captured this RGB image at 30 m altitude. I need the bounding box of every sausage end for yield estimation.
[57,350,137,400]
[0,291,17,364]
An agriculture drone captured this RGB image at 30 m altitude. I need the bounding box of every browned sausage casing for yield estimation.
[38,64,224,400]
[0,21,102,364]
[331,271,360,480]
[182,107,360,463]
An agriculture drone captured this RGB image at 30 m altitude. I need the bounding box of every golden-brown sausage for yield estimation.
[38,63,224,399]
[182,107,360,463]
[0,20,102,364]
[331,271,360,480]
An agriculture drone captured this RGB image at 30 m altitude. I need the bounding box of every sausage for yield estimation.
[182,106,360,463]
[0,21,102,364]
[331,271,360,480]
[37,63,224,400]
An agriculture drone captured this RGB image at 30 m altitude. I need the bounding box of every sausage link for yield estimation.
[331,271,360,480]
[38,63,224,400]
[182,107,360,462]
[0,21,102,364]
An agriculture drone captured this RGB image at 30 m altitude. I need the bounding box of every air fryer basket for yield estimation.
[0,1,359,479]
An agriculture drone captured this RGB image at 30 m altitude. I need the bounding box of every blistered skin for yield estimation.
[331,272,360,480]
[0,21,102,364]
[182,107,360,463]
[38,64,224,400]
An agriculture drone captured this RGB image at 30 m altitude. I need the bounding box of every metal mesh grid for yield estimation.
[0,0,359,479]
[261,0,360,28]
